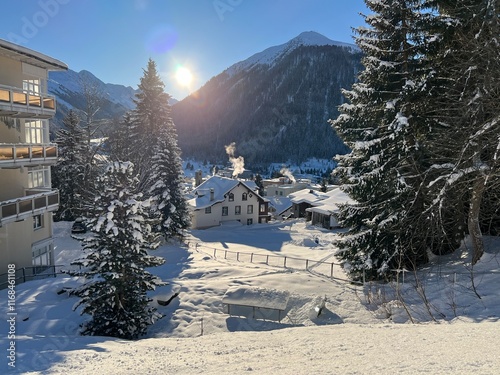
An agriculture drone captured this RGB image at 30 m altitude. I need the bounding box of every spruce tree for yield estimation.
[422,0,500,264]
[147,110,190,238]
[331,0,437,280]
[130,59,190,238]
[67,162,165,339]
[52,110,87,221]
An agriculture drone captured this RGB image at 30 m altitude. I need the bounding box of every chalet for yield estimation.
[289,188,329,220]
[0,38,67,286]
[306,188,354,229]
[187,176,270,229]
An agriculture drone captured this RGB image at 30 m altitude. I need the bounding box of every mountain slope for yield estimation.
[48,69,138,135]
[172,31,362,164]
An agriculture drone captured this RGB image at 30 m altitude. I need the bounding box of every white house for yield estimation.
[187,176,270,229]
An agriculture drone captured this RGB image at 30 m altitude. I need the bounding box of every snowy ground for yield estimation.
[2,220,500,374]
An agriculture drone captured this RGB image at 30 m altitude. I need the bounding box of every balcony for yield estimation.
[0,143,57,168]
[0,189,59,227]
[0,84,56,119]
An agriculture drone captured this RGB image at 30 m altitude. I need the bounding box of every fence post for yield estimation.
[306,259,309,269]
[225,250,227,259]
[213,248,216,257]
[284,257,287,268]
[330,263,334,278]
[251,253,254,263]
[22,267,26,283]
[266,255,269,265]
[237,252,240,262]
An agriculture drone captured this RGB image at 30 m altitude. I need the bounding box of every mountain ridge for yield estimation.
[172,31,362,165]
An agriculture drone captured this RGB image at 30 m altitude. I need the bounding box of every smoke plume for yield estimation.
[280,167,296,184]
[225,142,245,177]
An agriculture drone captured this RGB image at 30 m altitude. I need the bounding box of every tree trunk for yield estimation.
[469,174,486,265]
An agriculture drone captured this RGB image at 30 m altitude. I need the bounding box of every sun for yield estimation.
[175,66,193,87]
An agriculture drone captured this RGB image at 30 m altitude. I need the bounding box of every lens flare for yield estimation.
[146,25,178,53]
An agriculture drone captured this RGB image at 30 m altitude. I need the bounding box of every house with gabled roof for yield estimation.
[187,176,270,229]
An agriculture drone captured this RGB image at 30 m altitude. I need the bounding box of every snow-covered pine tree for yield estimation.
[129,59,190,238]
[146,107,190,238]
[128,59,170,184]
[422,0,500,264]
[51,109,87,221]
[330,0,437,280]
[67,161,166,339]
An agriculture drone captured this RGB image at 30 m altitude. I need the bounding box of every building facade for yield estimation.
[188,176,269,229]
[0,39,67,285]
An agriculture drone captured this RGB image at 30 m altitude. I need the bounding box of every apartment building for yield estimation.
[0,39,67,283]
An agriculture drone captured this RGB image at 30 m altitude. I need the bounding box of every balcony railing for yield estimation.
[0,84,56,119]
[0,143,58,168]
[0,189,59,227]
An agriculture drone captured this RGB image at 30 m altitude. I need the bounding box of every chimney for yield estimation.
[195,170,203,187]
[210,188,214,201]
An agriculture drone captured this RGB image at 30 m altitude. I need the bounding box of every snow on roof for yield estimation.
[306,188,354,215]
[0,38,68,71]
[187,175,260,210]
[267,196,293,215]
[222,286,290,311]
[288,188,329,205]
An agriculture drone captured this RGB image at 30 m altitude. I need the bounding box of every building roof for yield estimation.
[187,176,261,210]
[0,38,68,71]
[267,196,293,216]
[306,187,354,215]
[289,188,329,205]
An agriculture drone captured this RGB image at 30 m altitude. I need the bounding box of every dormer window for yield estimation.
[242,193,247,201]
[228,193,234,202]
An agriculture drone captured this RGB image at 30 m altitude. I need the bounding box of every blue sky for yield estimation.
[2,0,368,100]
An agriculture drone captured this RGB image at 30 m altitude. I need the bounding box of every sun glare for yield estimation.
[175,66,193,87]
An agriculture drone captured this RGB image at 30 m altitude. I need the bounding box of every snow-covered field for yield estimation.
[2,220,500,374]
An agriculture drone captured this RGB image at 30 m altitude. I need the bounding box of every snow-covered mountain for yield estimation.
[48,69,138,134]
[227,31,359,75]
[172,31,362,165]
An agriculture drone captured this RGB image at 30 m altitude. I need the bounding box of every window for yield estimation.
[23,79,41,94]
[242,193,247,201]
[247,205,253,214]
[247,218,253,225]
[228,193,234,202]
[260,204,267,213]
[235,205,241,215]
[33,214,43,230]
[205,206,211,214]
[222,206,228,216]
[25,120,47,144]
[28,167,50,188]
